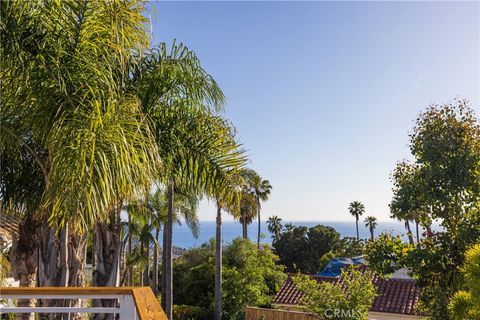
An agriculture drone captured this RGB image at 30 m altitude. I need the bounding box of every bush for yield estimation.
[173,305,212,320]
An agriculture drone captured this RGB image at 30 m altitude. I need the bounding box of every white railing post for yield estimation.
[118,294,138,320]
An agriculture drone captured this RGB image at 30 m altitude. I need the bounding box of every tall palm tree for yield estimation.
[364,216,378,241]
[240,169,272,248]
[133,42,234,318]
[124,206,156,286]
[238,191,258,239]
[267,215,283,242]
[349,201,365,240]
[213,173,244,320]
[1,4,158,319]
[148,188,199,299]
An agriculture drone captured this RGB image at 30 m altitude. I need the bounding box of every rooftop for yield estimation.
[272,268,420,315]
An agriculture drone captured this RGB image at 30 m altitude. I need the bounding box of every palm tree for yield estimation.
[2,4,158,319]
[238,191,258,239]
[213,173,244,320]
[147,188,199,298]
[124,206,156,286]
[349,201,365,240]
[364,216,378,241]
[133,42,235,318]
[240,169,272,248]
[267,215,283,242]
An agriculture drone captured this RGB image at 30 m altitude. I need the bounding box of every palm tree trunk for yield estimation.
[165,179,174,319]
[37,226,62,320]
[127,211,133,286]
[66,233,88,320]
[153,227,160,296]
[355,216,359,240]
[161,226,166,311]
[242,220,248,239]
[139,242,145,286]
[10,214,41,320]
[143,244,150,287]
[405,220,414,244]
[215,203,222,320]
[370,227,374,241]
[92,207,123,320]
[415,219,420,244]
[257,209,261,249]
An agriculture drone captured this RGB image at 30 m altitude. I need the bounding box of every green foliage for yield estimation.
[364,233,413,276]
[293,267,377,320]
[364,216,378,240]
[173,238,285,319]
[386,100,480,319]
[337,237,366,258]
[273,224,342,273]
[1,0,159,230]
[409,101,480,232]
[348,201,365,220]
[448,244,480,320]
[0,253,10,285]
[173,305,212,320]
[267,215,283,242]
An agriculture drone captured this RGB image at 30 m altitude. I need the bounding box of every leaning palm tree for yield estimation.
[349,201,365,240]
[267,215,283,242]
[364,216,378,241]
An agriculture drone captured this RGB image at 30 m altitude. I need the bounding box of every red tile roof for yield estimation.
[272,268,420,315]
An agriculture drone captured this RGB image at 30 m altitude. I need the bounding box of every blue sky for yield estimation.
[150,1,479,222]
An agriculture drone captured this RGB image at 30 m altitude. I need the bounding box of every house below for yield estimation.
[272,268,421,320]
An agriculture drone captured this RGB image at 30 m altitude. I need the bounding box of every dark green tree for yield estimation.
[267,215,283,242]
[273,225,342,273]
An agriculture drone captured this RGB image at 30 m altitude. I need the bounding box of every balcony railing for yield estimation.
[0,287,167,320]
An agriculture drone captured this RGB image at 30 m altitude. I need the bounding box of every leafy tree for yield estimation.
[172,238,285,320]
[364,216,377,241]
[273,225,341,273]
[267,215,283,242]
[348,201,365,240]
[449,244,480,320]
[390,161,431,244]
[388,100,480,319]
[364,233,413,276]
[337,237,366,258]
[293,267,377,320]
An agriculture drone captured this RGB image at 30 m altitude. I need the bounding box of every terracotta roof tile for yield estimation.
[272,268,420,315]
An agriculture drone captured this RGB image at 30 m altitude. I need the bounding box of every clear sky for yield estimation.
[150,1,479,222]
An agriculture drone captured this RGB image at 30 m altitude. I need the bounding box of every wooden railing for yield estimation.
[245,306,318,320]
[0,287,167,320]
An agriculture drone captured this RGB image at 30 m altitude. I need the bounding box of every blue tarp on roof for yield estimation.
[317,256,365,277]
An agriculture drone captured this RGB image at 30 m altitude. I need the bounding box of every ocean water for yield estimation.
[171,220,433,248]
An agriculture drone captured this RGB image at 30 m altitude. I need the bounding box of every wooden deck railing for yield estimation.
[0,287,167,320]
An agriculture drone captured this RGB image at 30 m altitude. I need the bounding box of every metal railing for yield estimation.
[0,287,167,320]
